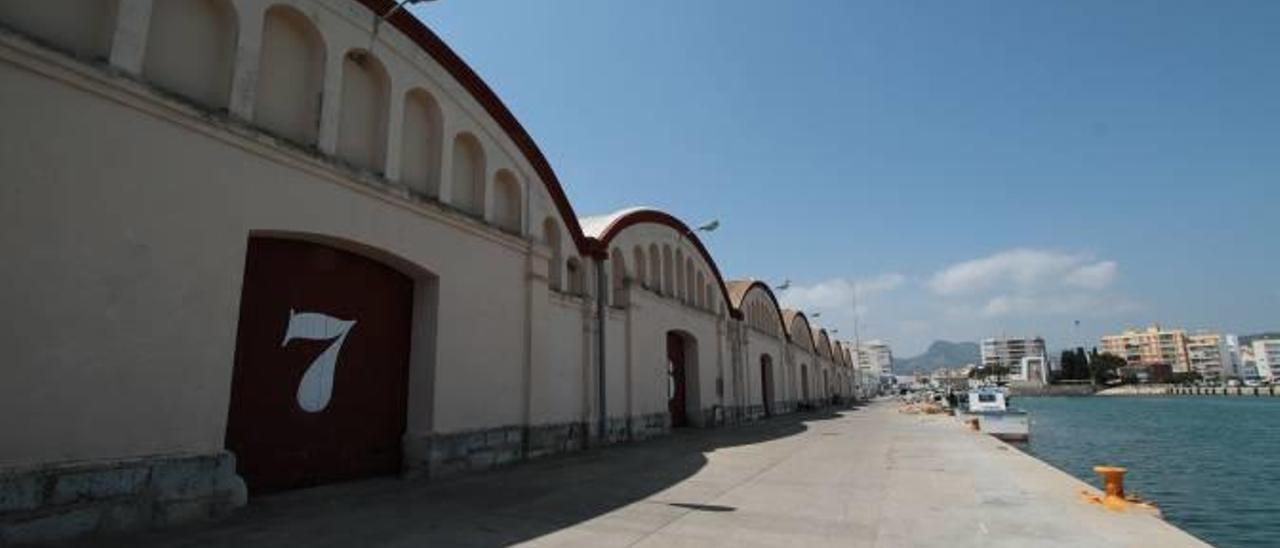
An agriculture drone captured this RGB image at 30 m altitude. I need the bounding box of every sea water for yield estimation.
[1017,396,1280,547]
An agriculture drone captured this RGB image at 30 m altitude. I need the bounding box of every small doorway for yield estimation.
[667,331,688,428]
[760,355,773,417]
[801,364,810,403]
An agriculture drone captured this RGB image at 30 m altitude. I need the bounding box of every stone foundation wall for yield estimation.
[628,412,670,441]
[0,452,245,544]
[407,412,674,480]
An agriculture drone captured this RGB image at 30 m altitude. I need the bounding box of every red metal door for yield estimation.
[667,332,687,428]
[226,237,413,493]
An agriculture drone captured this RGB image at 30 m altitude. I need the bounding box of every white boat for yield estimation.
[964,387,1030,442]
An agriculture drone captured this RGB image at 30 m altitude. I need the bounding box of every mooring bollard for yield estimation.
[967,417,980,431]
[1093,465,1126,501]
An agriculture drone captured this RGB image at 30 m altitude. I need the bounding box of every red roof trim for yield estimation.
[591,209,742,320]
[357,0,590,254]
[729,280,792,343]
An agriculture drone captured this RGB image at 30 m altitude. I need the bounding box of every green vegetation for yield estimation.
[1056,347,1125,386]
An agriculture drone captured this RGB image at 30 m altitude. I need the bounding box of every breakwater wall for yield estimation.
[1098,384,1280,397]
[1009,383,1096,397]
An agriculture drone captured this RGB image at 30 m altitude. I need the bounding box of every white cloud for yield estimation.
[928,249,1118,297]
[779,273,905,312]
[978,292,1135,318]
[921,249,1132,321]
[1065,261,1118,290]
[761,250,1136,357]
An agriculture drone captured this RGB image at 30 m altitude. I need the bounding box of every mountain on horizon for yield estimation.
[894,340,980,375]
[1240,332,1280,347]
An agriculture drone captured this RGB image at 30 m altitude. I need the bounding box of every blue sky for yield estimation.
[412,0,1279,356]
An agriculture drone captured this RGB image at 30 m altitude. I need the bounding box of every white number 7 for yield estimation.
[282,310,357,412]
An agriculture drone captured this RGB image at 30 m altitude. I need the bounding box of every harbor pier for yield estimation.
[94,400,1205,547]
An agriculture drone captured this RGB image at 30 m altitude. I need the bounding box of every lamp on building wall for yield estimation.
[363,0,439,61]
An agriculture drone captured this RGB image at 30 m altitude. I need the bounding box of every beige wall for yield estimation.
[0,0,117,60]
[0,46,550,463]
[0,0,858,473]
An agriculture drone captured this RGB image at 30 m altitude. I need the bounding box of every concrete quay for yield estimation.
[85,401,1206,548]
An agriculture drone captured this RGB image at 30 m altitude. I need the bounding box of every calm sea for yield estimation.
[1016,396,1280,547]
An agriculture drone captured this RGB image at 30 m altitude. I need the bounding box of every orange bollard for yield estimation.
[1093,466,1126,502]
[1083,465,1160,515]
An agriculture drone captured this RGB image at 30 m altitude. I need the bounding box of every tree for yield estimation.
[1087,350,1125,386]
[1057,348,1090,381]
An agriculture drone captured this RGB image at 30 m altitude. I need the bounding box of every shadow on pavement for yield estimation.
[90,408,853,547]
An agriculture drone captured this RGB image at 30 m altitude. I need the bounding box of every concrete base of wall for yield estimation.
[0,452,246,545]
[404,412,674,480]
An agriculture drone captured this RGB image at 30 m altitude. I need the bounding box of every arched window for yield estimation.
[255,6,324,146]
[674,249,685,302]
[632,246,646,288]
[400,88,443,197]
[610,248,627,307]
[661,245,674,297]
[648,244,660,291]
[450,133,485,217]
[684,258,694,306]
[337,50,389,173]
[145,0,237,110]
[0,0,117,59]
[542,218,561,291]
[566,257,585,296]
[695,271,705,309]
[492,170,522,234]
[705,283,714,312]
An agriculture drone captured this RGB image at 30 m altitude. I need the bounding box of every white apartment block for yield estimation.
[1011,356,1050,383]
[1252,339,1280,380]
[980,336,1047,374]
[1186,333,1229,379]
[856,341,894,377]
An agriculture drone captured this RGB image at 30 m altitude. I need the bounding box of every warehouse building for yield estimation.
[0,0,860,541]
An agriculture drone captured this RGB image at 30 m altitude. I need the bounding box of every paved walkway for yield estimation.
[93,401,1206,547]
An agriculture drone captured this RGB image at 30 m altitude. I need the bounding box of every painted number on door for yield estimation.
[282,310,357,412]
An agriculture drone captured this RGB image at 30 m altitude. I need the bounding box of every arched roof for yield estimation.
[815,329,832,358]
[584,207,741,320]
[359,0,590,255]
[781,309,816,351]
[725,279,788,337]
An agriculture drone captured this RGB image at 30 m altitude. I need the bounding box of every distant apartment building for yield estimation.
[1239,345,1261,380]
[1186,333,1229,379]
[1100,325,1229,377]
[1101,325,1192,373]
[1252,339,1280,381]
[980,336,1047,378]
[1225,334,1244,378]
[1013,356,1050,383]
[855,340,894,377]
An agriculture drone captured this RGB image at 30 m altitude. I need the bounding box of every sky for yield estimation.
[410,0,1280,356]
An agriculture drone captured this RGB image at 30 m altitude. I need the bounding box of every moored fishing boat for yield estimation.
[964,387,1030,442]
